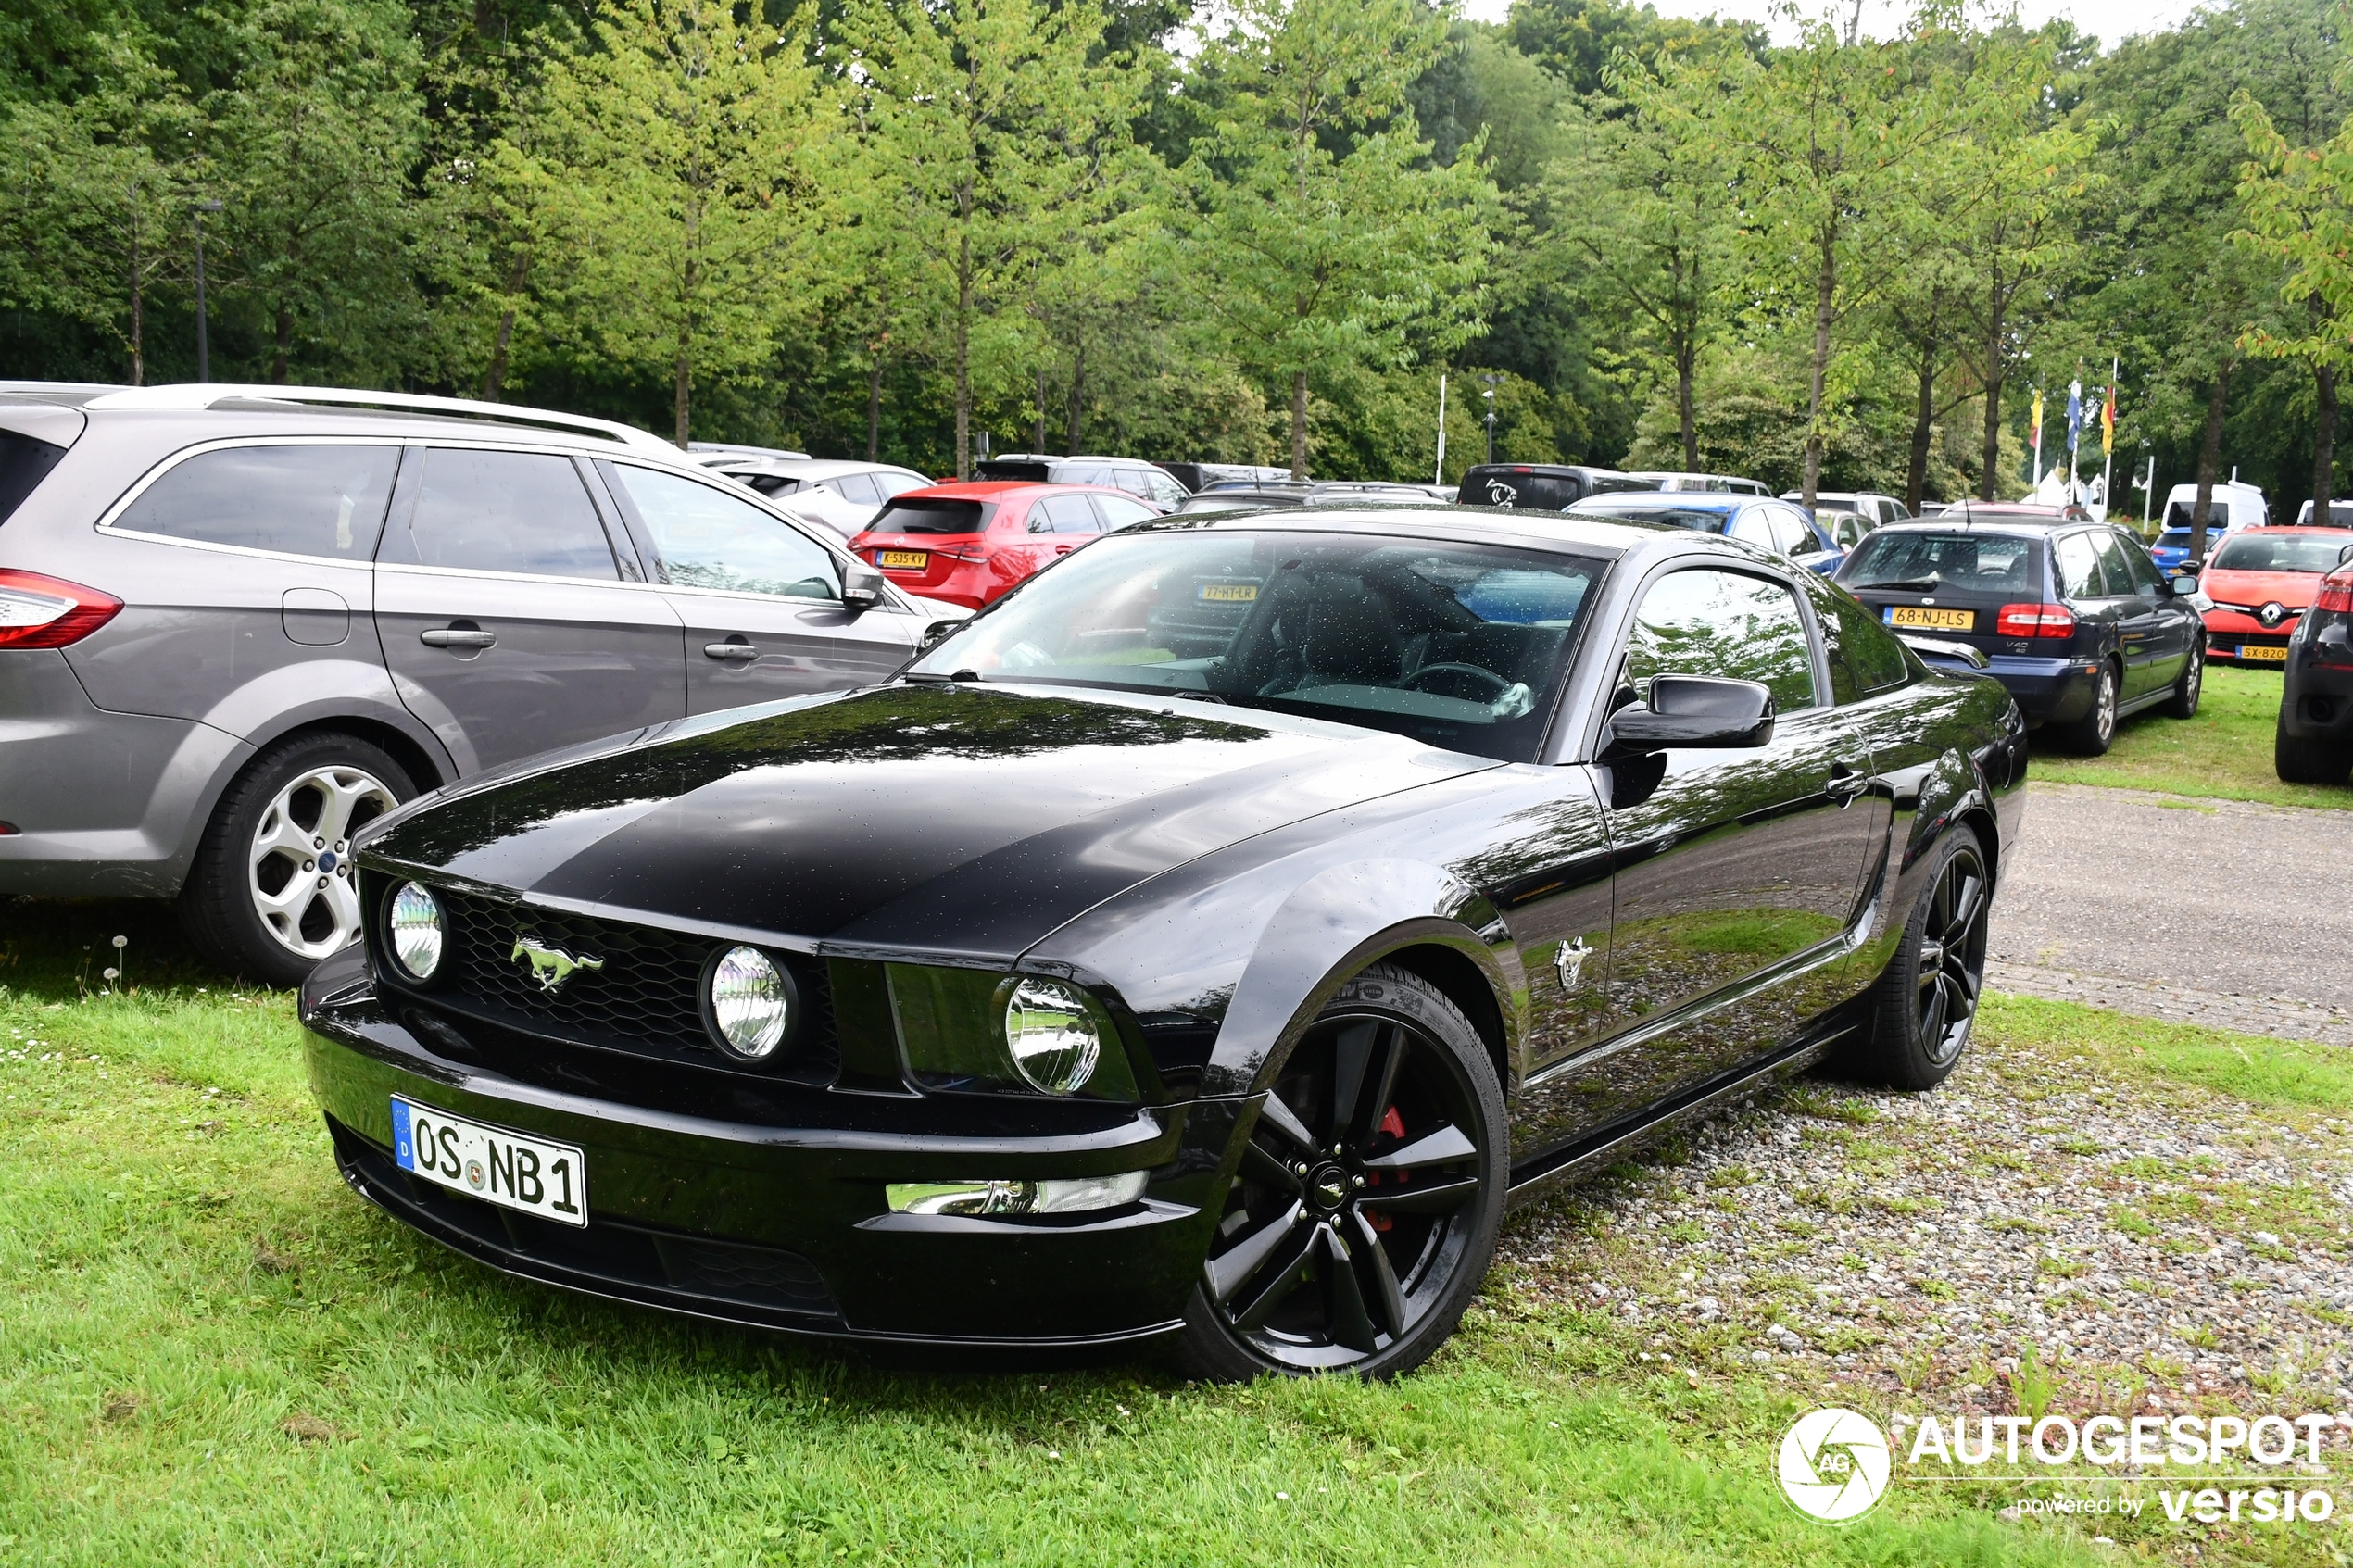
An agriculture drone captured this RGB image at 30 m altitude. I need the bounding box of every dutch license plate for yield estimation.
[1198,582,1258,603]
[392,1096,587,1226]
[877,549,928,570]
[1887,606,1975,631]
[2240,643,2288,662]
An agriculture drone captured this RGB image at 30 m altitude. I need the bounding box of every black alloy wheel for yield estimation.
[1858,826,1990,1091]
[2164,639,2203,720]
[1178,963,1505,1381]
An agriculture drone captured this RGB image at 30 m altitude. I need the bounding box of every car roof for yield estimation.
[1573,493,1747,514]
[890,480,1132,500]
[2253,523,2353,534]
[711,457,927,480]
[1123,501,1779,565]
[1862,515,2081,538]
[57,382,686,455]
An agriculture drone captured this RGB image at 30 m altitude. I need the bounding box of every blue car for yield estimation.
[1564,492,1846,574]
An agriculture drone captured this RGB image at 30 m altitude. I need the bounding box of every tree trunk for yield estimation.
[673,344,690,449]
[2189,363,2233,565]
[2312,361,2338,526]
[271,306,294,384]
[1803,229,1835,506]
[128,225,143,388]
[1290,371,1309,481]
[1676,331,1697,471]
[1066,342,1087,454]
[1978,270,2006,502]
[1907,330,1936,517]
[481,248,528,402]
[1034,368,1048,453]
[954,234,973,480]
[866,356,884,463]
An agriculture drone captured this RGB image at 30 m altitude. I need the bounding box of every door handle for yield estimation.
[421,628,496,649]
[1825,765,1869,804]
[703,640,758,661]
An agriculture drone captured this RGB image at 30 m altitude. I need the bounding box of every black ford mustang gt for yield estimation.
[300,508,2027,1378]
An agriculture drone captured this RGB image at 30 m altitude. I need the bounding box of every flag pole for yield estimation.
[2031,388,2043,495]
[1435,374,1448,487]
[2100,357,2117,522]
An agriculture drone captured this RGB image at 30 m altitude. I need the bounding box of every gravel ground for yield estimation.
[1496,1021,2353,1419]
[1989,782,2353,1013]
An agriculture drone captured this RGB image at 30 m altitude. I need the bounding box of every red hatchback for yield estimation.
[849,482,1165,608]
[2199,527,2353,665]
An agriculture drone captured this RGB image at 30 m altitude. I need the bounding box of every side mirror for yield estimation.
[2170,574,2199,596]
[841,563,887,610]
[1606,674,1776,750]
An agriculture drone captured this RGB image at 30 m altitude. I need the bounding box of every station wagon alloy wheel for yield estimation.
[249,764,397,960]
[1189,967,1504,1377]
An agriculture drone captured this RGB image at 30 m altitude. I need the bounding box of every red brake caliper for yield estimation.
[1367,1105,1407,1230]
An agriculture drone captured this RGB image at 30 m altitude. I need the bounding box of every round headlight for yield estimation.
[386,883,444,981]
[707,945,791,1060]
[1003,977,1101,1096]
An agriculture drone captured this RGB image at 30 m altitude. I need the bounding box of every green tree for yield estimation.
[1176,0,1494,478]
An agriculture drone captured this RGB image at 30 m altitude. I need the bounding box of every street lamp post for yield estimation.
[1480,373,1499,466]
[191,200,222,383]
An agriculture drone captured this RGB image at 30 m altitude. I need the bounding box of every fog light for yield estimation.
[386,883,444,980]
[1002,977,1101,1095]
[885,1172,1147,1217]
[706,945,792,1060]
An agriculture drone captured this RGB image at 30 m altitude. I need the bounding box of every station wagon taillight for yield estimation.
[0,569,122,649]
[1995,601,2075,638]
[2317,574,2353,615]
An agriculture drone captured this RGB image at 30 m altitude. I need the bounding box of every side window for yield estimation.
[1093,495,1157,531]
[1041,494,1101,533]
[1113,470,1153,497]
[392,449,616,579]
[610,464,841,601]
[1622,568,1818,713]
[1726,508,1776,550]
[115,444,398,560]
[2054,533,2108,600]
[830,471,882,506]
[1803,574,1910,701]
[2094,531,2153,596]
[2114,533,2166,594]
[1145,470,1188,506]
[1768,506,1816,555]
[877,470,928,498]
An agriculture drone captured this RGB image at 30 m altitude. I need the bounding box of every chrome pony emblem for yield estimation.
[511,936,604,993]
[1554,936,1592,992]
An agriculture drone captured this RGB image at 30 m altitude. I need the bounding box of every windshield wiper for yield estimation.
[1862,577,1943,592]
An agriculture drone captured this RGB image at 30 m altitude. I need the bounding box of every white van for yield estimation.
[2159,480,2267,533]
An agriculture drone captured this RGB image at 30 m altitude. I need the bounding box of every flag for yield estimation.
[2101,383,2115,457]
[2065,382,2083,455]
[2030,389,2043,449]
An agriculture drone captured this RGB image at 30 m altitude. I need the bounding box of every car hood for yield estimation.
[363,683,1498,961]
[2201,570,2322,608]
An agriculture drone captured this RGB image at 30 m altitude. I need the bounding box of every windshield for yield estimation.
[1840,532,2045,594]
[2210,533,2353,574]
[871,497,993,535]
[905,530,1603,760]
[1567,497,1731,532]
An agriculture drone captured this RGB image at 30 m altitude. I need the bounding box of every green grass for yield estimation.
[2,902,2337,1564]
[2030,664,2353,809]
[1980,992,2353,1111]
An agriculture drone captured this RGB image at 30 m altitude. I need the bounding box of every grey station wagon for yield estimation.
[0,383,965,985]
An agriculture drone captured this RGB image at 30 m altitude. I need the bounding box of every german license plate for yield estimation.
[392,1096,586,1226]
[2240,643,2288,662]
[1198,581,1258,603]
[1887,606,1974,631]
[877,550,927,570]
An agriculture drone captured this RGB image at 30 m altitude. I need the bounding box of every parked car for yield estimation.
[1176,481,1436,514]
[2293,499,2353,528]
[1158,461,1291,493]
[848,482,1162,608]
[1633,471,1769,495]
[301,502,2023,1377]
[2150,480,2268,571]
[2198,527,2353,666]
[2278,560,2353,784]
[974,454,1190,508]
[1454,463,1658,510]
[701,458,935,541]
[1565,491,1845,574]
[0,383,964,985]
[1784,490,1911,528]
[1834,518,2203,754]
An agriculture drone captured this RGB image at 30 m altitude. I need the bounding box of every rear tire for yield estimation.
[1854,826,1989,1092]
[2275,713,2353,785]
[1174,962,1506,1383]
[178,731,413,987]
[2053,661,2120,755]
[2162,640,2203,720]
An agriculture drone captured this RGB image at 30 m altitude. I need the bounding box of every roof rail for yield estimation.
[82,383,677,453]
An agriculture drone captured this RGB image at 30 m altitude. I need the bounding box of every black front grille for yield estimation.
[369,876,836,1082]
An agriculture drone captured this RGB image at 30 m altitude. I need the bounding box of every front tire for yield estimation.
[1855,826,1990,1092]
[2276,713,2353,784]
[179,731,413,987]
[1176,962,1507,1382]
[2054,660,2120,755]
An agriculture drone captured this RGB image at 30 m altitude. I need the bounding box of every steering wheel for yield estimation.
[1400,662,1514,701]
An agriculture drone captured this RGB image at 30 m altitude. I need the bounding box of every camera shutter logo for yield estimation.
[1777,1407,1892,1524]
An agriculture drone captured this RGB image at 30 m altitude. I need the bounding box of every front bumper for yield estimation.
[1983,654,2099,727]
[299,946,1243,1346]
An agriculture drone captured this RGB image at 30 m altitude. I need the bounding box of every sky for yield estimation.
[1454,0,2212,47]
